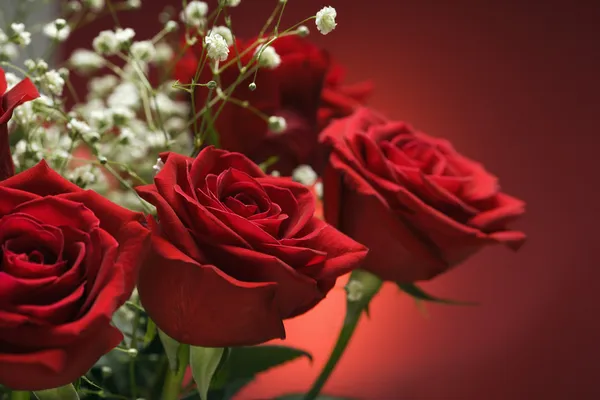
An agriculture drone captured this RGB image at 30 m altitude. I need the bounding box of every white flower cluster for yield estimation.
[43,19,71,42]
[255,44,281,69]
[316,6,337,35]
[93,27,135,55]
[205,31,230,61]
[181,1,209,28]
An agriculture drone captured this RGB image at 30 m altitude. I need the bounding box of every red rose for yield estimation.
[0,161,150,390]
[0,68,40,181]
[175,36,370,174]
[136,147,367,347]
[320,108,526,283]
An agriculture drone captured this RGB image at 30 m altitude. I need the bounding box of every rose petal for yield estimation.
[138,235,285,347]
[0,160,80,196]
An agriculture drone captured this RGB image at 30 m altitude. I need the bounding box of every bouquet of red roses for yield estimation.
[0,1,525,399]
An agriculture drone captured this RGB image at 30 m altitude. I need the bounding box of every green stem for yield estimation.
[304,269,383,400]
[9,392,29,400]
[161,344,190,400]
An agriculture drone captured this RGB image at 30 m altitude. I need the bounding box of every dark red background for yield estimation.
[64,1,600,398]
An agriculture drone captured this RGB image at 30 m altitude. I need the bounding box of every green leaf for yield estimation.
[33,384,79,400]
[397,282,478,306]
[144,318,157,347]
[190,346,225,400]
[217,345,312,387]
[158,328,181,371]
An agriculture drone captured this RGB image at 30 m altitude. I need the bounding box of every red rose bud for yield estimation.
[136,147,367,347]
[0,68,40,181]
[174,36,371,175]
[320,108,526,283]
[0,161,150,390]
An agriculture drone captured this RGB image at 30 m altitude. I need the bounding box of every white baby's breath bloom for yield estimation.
[93,30,119,54]
[107,82,140,109]
[111,106,135,126]
[296,25,310,37]
[165,20,178,33]
[271,170,281,177]
[10,23,31,46]
[292,165,318,186]
[67,164,99,187]
[314,181,323,199]
[89,108,113,132]
[67,118,100,142]
[115,27,135,44]
[220,0,241,6]
[204,31,229,61]
[42,70,65,96]
[153,158,164,174]
[268,116,287,133]
[130,40,156,62]
[43,19,71,41]
[126,0,141,9]
[83,0,105,12]
[154,42,174,64]
[210,26,233,46]
[4,72,20,89]
[254,44,281,69]
[89,75,119,98]
[0,42,18,60]
[66,1,82,12]
[181,1,208,27]
[315,6,337,35]
[69,49,105,73]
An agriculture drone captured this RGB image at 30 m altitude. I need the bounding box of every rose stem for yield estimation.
[161,344,190,400]
[9,392,30,400]
[304,269,383,400]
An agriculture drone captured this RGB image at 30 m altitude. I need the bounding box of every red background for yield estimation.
[64,1,600,399]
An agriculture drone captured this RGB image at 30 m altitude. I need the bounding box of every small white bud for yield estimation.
[268,116,287,134]
[43,19,71,42]
[153,158,164,174]
[69,49,105,74]
[315,6,337,35]
[248,82,257,91]
[292,165,318,186]
[130,40,156,62]
[10,23,31,46]
[165,20,178,32]
[126,0,141,9]
[83,0,105,12]
[220,0,241,6]
[254,44,281,69]
[181,1,208,27]
[296,25,310,37]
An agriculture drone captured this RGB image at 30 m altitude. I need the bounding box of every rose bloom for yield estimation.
[136,147,367,346]
[0,161,149,390]
[320,108,526,283]
[0,68,40,180]
[175,36,371,174]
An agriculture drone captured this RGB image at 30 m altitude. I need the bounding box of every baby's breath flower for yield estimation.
[130,40,156,62]
[268,116,287,133]
[3,72,20,89]
[210,26,233,46]
[154,42,174,64]
[165,20,178,33]
[89,75,119,98]
[107,82,140,109]
[0,42,19,60]
[115,27,135,45]
[69,49,105,73]
[204,31,229,61]
[67,164,99,188]
[67,118,100,142]
[126,0,141,9]
[181,1,208,28]
[10,23,31,46]
[93,30,119,55]
[314,181,323,199]
[254,44,281,69]
[43,19,71,41]
[41,70,65,96]
[292,165,318,186]
[315,6,337,35]
[153,158,164,174]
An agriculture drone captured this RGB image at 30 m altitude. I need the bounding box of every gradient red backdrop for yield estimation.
[64,1,600,398]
